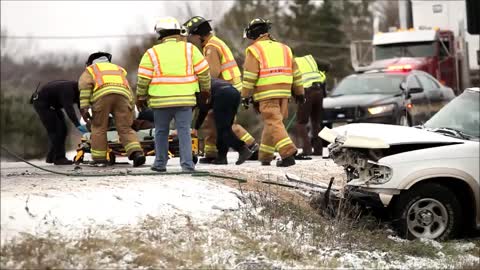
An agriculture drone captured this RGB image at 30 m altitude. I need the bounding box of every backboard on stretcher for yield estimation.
[74,128,200,165]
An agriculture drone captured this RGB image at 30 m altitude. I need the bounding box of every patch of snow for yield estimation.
[420,238,443,250]
[388,235,409,243]
[1,175,242,243]
[454,242,476,252]
[436,251,445,259]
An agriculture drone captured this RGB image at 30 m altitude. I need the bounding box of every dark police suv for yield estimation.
[323,68,455,128]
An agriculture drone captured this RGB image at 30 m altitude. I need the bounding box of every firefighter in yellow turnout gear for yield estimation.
[136,17,211,172]
[183,16,258,164]
[78,52,145,167]
[241,18,305,167]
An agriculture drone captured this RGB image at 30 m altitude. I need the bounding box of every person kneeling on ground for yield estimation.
[78,51,145,167]
[194,78,254,165]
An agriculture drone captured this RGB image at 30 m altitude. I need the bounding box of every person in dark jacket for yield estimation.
[194,78,254,165]
[31,80,87,165]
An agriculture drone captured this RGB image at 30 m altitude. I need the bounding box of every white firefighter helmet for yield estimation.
[154,17,187,36]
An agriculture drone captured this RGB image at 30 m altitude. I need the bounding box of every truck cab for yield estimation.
[354,28,462,94]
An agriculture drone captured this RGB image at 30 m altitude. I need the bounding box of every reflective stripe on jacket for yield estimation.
[137,38,210,108]
[203,36,242,90]
[245,40,294,101]
[294,55,326,88]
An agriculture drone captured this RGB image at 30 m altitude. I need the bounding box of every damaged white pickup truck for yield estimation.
[320,87,479,240]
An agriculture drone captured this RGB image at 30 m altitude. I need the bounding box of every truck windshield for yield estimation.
[375,42,436,60]
[331,74,405,96]
[424,90,480,139]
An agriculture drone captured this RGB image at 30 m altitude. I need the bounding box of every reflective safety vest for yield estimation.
[294,55,326,88]
[86,62,132,103]
[203,36,242,90]
[247,40,294,101]
[139,39,205,108]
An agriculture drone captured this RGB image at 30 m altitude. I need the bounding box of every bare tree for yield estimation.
[377,0,400,32]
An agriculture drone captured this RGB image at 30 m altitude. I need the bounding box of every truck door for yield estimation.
[437,33,457,91]
[406,74,432,125]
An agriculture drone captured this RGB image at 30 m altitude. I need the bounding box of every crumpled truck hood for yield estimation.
[321,123,464,148]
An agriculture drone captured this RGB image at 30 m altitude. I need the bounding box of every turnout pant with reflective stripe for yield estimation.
[203,111,255,158]
[91,94,142,161]
[259,98,297,162]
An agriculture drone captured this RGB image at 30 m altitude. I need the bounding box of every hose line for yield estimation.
[0,145,246,182]
[285,111,297,131]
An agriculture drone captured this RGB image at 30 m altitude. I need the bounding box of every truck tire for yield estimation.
[392,183,463,240]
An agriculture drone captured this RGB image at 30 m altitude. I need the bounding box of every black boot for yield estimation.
[199,157,216,164]
[131,151,146,167]
[89,160,107,167]
[248,143,259,161]
[53,157,73,165]
[212,156,228,165]
[151,166,166,172]
[236,145,253,165]
[311,137,324,156]
[276,155,296,167]
[46,151,55,164]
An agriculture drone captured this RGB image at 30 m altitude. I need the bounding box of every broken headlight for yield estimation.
[363,161,393,185]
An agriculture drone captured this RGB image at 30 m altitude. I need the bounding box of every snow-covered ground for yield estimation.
[1,154,245,243]
[1,153,479,269]
[0,151,345,243]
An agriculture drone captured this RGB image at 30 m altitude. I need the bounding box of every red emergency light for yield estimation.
[387,64,413,72]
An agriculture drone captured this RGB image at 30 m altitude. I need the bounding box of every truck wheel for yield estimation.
[392,183,463,240]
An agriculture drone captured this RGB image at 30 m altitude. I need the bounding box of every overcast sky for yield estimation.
[1,1,234,59]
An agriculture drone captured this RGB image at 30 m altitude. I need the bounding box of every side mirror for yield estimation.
[400,82,407,91]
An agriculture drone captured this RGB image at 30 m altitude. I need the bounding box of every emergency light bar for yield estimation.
[386,64,413,72]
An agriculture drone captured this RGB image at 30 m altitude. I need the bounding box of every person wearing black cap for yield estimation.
[194,78,254,165]
[31,80,86,165]
[78,51,145,167]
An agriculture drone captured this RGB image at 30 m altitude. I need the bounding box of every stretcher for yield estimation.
[73,128,200,165]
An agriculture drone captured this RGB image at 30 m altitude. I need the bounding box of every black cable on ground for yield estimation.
[259,180,302,189]
[1,145,79,177]
[0,145,247,182]
[209,173,248,183]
